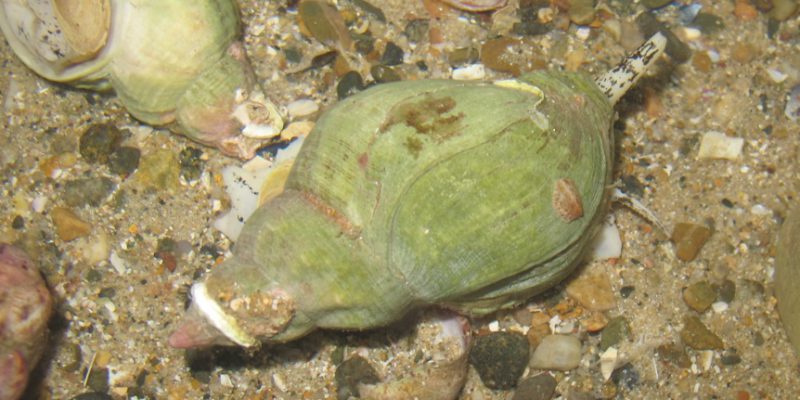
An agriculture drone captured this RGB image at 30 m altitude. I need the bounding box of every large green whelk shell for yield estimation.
[202,71,614,343]
[0,0,281,159]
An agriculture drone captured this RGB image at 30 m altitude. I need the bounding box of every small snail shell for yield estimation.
[169,34,667,349]
[0,0,283,159]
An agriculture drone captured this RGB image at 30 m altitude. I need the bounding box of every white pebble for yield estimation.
[529,335,582,371]
[488,320,500,332]
[452,64,486,80]
[712,301,729,313]
[286,99,319,118]
[697,131,743,160]
[219,374,233,387]
[750,204,771,216]
[31,195,47,213]
[600,347,618,381]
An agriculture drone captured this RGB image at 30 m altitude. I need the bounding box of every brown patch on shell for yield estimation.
[552,178,583,222]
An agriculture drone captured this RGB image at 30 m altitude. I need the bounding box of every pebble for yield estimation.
[566,272,616,311]
[404,19,430,44]
[381,41,405,66]
[770,0,798,20]
[136,149,180,191]
[670,222,712,262]
[568,0,596,26]
[600,316,629,351]
[636,13,692,63]
[11,215,24,230]
[334,355,380,399]
[286,99,320,118]
[52,207,92,241]
[734,0,759,20]
[337,71,365,99]
[720,348,742,365]
[512,373,557,400]
[697,131,744,160]
[79,123,124,165]
[370,65,402,83]
[512,2,553,36]
[529,335,581,371]
[469,332,530,389]
[178,147,205,182]
[691,13,725,34]
[680,315,724,350]
[655,343,691,368]
[297,0,351,49]
[785,84,800,121]
[611,363,639,390]
[683,281,717,312]
[108,146,140,177]
[86,366,109,393]
[63,177,116,208]
[480,37,523,75]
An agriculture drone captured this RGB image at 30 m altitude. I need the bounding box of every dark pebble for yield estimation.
[636,13,692,63]
[620,286,635,298]
[404,19,430,43]
[721,198,734,208]
[11,215,24,230]
[620,175,645,197]
[331,346,345,365]
[109,146,141,177]
[469,332,530,390]
[200,244,221,259]
[335,355,380,400]
[63,177,116,208]
[79,123,124,165]
[310,50,338,70]
[720,348,742,365]
[680,315,724,350]
[337,71,365,99]
[642,0,672,9]
[716,279,736,303]
[611,363,640,390]
[753,331,765,346]
[655,343,691,368]
[600,316,629,351]
[179,147,204,182]
[283,47,302,64]
[354,35,375,55]
[370,65,402,83]
[512,373,556,400]
[70,393,113,400]
[351,0,386,22]
[86,366,109,393]
[691,13,725,34]
[381,41,404,66]
[513,2,552,36]
[98,287,116,299]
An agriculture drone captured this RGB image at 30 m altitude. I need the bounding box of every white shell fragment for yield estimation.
[697,131,744,160]
[451,64,486,80]
[588,215,622,261]
[213,138,305,240]
[600,346,619,381]
[286,98,319,118]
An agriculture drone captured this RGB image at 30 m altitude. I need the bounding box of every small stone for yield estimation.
[716,279,736,303]
[641,0,672,9]
[447,47,479,66]
[298,0,352,49]
[469,332,530,390]
[404,19,429,43]
[335,355,380,400]
[620,286,635,298]
[734,0,759,20]
[512,373,557,400]
[655,343,691,368]
[63,177,116,208]
[600,316,629,350]
[683,281,717,312]
[108,146,140,177]
[680,315,724,350]
[691,13,725,34]
[480,37,523,76]
[566,272,616,311]
[568,0,596,26]
[86,366,109,393]
[136,149,180,191]
[692,51,712,73]
[731,42,757,64]
[11,215,24,230]
[52,207,92,241]
[611,363,639,390]
[513,2,553,36]
[671,222,712,262]
[79,123,124,165]
[529,335,581,371]
[583,312,608,333]
[381,42,404,66]
[179,147,205,182]
[370,65,402,83]
[720,348,742,365]
[770,0,799,20]
[337,71,365,100]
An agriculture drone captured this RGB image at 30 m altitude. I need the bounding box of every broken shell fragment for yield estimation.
[0,0,283,159]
